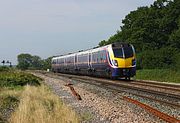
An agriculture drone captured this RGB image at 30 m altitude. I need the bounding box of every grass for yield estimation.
[0,69,80,123]
[9,85,79,123]
[80,112,93,121]
[0,89,22,123]
[136,69,180,83]
[0,69,41,123]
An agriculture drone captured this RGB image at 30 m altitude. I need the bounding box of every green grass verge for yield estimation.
[136,69,180,83]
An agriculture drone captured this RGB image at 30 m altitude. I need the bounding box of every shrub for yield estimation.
[0,72,41,88]
[136,47,178,69]
[172,52,180,71]
[0,66,10,72]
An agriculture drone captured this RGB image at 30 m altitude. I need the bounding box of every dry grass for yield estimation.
[0,88,22,98]
[9,85,79,123]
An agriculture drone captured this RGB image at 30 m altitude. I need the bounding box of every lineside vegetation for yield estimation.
[0,67,79,123]
[136,69,180,83]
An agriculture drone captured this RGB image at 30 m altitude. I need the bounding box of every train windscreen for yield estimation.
[123,46,133,58]
[113,46,133,58]
[113,48,123,58]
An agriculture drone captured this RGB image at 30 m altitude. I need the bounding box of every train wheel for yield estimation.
[125,77,131,81]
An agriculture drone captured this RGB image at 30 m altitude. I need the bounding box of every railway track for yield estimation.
[49,72,180,99]
[70,77,180,107]
[34,71,180,122]
[129,80,180,92]
[37,71,180,106]
[38,71,180,100]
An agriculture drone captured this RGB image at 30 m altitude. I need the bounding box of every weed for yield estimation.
[81,112,93,121]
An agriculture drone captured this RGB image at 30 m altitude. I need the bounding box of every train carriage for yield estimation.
[52,42,136,80]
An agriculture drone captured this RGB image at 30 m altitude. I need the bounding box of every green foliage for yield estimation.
[136,69,180,83]
[99,0,180,69]
[17,54,32,70]
[173,52,180,71]
[137,47,178,69]
[0,66,10,72]
[41,57,52,70]
[30,55,42,70]
[17,53,52,70]
[0,96,19,109]
[0,72,41,88]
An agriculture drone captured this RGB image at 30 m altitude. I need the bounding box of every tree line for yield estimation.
[99,0,180,70]
[17,53,52,70]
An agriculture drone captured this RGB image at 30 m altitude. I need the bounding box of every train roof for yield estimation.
[52,44,110,59]
[52,42,130,60]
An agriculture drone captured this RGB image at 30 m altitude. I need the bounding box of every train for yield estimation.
[51,42,136,80]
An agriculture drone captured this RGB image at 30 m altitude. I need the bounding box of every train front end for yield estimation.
[108,42,136,80]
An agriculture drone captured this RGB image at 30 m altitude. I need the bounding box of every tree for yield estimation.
[17,54,32,70]
[30,55,42,69]
[98,0,180,69]
[17,53,52,70]
[41,57,52,70]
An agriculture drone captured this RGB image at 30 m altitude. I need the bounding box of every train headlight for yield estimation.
[113,60,118,66]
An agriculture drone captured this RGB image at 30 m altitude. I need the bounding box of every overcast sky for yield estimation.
[0,0,154,65]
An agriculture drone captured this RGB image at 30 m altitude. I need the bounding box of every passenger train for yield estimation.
[51,42,136,80]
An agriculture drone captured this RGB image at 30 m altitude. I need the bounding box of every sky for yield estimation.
[0,0,154,65]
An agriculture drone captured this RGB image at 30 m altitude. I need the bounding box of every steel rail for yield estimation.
[40,72,180,108]
[123,96,180,123]
[53,72,180,93]
[135,80,180,88]
[38,71,180,101]
[51,73,180,100]
[72,77,180,108]
[37,70,180,91]
[129,81,180,92]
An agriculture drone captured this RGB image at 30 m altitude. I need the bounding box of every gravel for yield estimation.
[129,94,180,120]
[33,72,166,123]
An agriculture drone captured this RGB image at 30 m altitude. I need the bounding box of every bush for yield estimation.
[136,47,178,69]
[0,72,41,88]
[0,66,10,72]
[136,53,143,69]
[173,52,180,71]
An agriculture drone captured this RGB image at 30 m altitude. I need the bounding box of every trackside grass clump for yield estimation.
[10,85,79,123]
[0,70,42,122]
[136,69,180,83]
[0,88,23,123]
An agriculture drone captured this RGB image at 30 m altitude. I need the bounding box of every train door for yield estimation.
[74,55,77,70]
[88,52,92,68]
[64,58,67,71]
